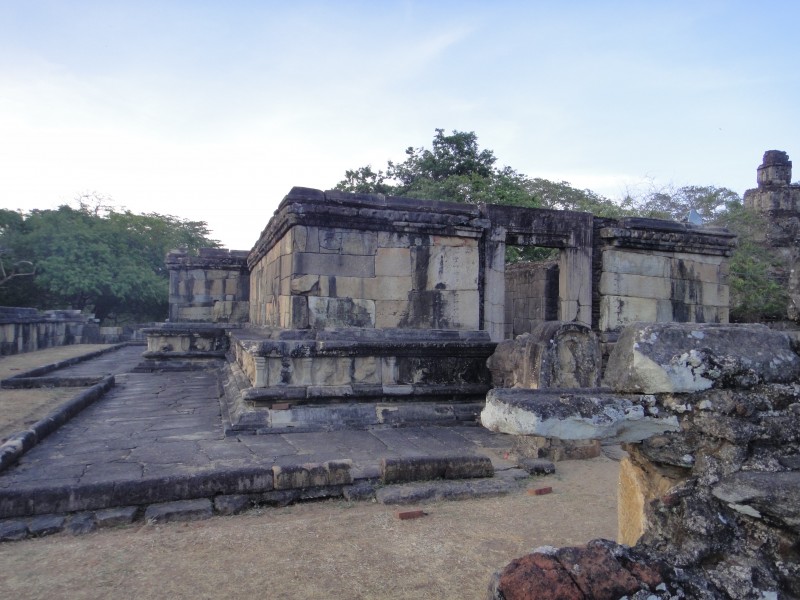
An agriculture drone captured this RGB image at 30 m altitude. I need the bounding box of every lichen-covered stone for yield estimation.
[604,322,800,393]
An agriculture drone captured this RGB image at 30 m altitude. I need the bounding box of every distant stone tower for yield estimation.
[743,150,800,319]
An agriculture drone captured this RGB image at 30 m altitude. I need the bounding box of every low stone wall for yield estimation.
[0,307,102,356]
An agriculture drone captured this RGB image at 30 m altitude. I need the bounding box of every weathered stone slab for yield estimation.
[0,519,28,541]
[381,455,494,484]
[712,471,800,528]
[28,514,66,536]
[376,477,513,505]
[604,322,800,393]
[213,494,251,515]
[95,506,138,528]
[487,321,601,389]
[481,389,680,442]
[144,499,213,524]
[67,512,97,535]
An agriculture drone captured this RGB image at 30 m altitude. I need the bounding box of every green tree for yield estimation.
[0,200,219,323]
[337,129,542,208]
[623,184,741,221]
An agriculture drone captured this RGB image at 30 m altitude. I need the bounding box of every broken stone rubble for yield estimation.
[488,322,800,599]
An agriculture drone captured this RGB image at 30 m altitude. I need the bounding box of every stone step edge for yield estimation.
[0,472,536,543]
[0,375,115,474]
[0,342,131,382]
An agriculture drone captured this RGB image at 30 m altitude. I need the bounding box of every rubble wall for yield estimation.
[487,322,800,599]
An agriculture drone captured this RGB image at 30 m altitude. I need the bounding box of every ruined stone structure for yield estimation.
[156,186,736,431]
[486,322,800,599]
[0,307,102,356]
[166,247,250,323]
[743,150,800,320]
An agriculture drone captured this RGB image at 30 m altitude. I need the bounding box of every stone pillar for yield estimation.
[558,246,592,325]
[483,227,507,341]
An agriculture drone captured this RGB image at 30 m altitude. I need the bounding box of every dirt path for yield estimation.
[0,456,619,600]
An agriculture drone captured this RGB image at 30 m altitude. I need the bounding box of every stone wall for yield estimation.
[595,217,735,336]
[503,261,558,338]
[743,150,800,320]
[248,188,483,331]
[166,248,250,323]
[0,307,101,356]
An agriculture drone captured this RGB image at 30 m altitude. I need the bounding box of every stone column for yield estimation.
[483,227,507,341]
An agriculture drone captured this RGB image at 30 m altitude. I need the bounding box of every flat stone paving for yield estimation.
[0,346,516,518]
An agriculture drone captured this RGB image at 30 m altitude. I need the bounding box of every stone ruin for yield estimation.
[152,185,735,433]
[743,150,800,321]
[142,153,799,598]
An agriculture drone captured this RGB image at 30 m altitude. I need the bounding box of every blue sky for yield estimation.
[1,1,798,248]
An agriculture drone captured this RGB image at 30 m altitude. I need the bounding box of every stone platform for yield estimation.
[0,346,524,533]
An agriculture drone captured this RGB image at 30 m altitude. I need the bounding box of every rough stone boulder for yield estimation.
[487,321,601,389]
[480,389,679,442]
[604,322,800,393]
[486,539,668,600]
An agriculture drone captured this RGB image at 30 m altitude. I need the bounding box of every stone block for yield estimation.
[308,297,375,328]
[381,455,494,484]
[353,356,381,384]
[342,481,376,502]
[68,512,97,535]
[598,295,658,332]
[28,514,66,537]
[293,252,375,278]
[292,226,308,252]
[487,321,601,389]
[144,499,213,524]
[95,506,138,528]
[375,300,410,328]
[602,249,671,278]
[272,463,329,490]
[213,494,251,515]
[598,273,671,299]
[413,245,479,291]
[290,274,320,295]
[375,247,411,276]
[319,229,342,252]
[0,520,28,541]
[342,231,377,256]
[517,458,556,475]
[481,389,680,442]
[604,322,800,393]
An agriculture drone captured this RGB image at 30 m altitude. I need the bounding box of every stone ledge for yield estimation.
[0,375,115,473]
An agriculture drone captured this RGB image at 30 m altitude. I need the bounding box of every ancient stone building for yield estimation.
[743,150,800,319]
[155,186,736,432]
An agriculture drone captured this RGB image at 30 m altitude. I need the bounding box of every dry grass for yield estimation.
[0,345,108,443]
[0,344,109,380]
[0,457,619,600]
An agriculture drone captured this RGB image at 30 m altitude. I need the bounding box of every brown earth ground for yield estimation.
[0,345,108,443]
[0,345,620,600]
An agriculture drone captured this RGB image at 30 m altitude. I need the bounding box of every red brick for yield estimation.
[528,486,553,496]
[396,510,427,520]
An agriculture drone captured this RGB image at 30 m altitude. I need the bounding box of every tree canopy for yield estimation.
[0,198,218,323]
